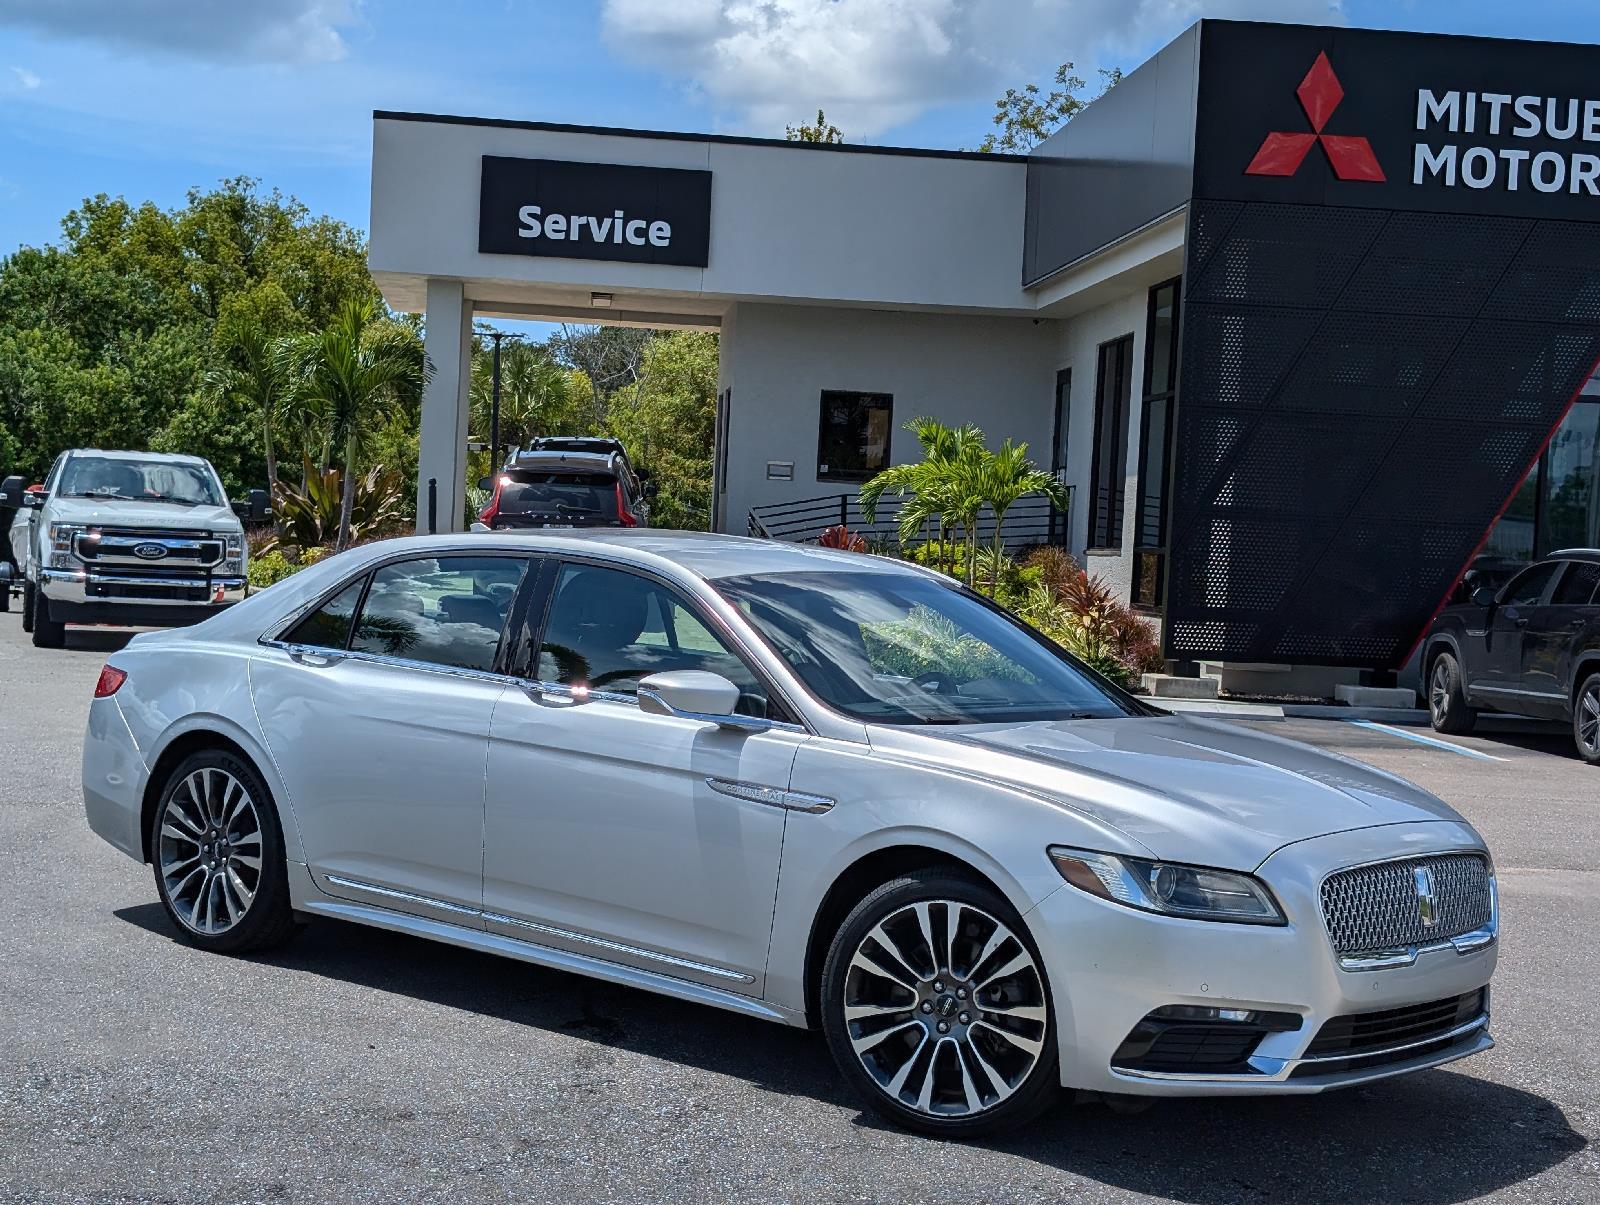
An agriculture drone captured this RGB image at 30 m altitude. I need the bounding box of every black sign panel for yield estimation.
[1194,21,1600,221]
[478,156,712,267]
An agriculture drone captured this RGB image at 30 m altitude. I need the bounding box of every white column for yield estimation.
[416,279,472,533]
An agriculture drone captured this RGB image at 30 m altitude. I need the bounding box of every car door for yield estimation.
[250,552,531,922]
[482,559,810,993]
[1476,561,1559,700]
[1525,560,1600,708]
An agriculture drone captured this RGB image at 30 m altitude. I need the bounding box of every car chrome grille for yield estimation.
[1320,853,1492,955]
[74,528,224,570]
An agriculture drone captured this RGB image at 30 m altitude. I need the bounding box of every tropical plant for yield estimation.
[1015,549,1164,685]
[977,439,1069,575]
[469,340,590,455]
[209,323,297,494]
[269,457,409,551]
[282,298,426,550]
[818,524,867,552]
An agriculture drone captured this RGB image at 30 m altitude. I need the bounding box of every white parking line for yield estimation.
[1346,720,1508,762]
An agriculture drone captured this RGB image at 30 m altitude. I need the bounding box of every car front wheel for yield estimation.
[30,584,64,648]
[150,751,298,952]
[1429,651,1476,734]
[820,869,1058,1137]
[1575,672,1600,766]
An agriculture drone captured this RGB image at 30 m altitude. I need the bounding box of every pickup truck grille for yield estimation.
[73,528,224,570]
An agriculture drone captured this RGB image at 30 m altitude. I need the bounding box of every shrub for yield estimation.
[247,543,333,591]
[818,524,867,552]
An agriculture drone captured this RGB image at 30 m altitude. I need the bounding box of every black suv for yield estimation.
[476,446,649,531]
[1424,549,1600,764]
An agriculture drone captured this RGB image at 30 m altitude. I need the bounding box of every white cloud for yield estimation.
[10,64,40,88]
[601,0,1345,138]
[0,0,359,64]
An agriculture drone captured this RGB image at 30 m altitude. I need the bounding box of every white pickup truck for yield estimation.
[2,449,265,649]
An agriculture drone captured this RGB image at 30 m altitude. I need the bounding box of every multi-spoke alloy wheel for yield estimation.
[1428,652,1475,734]
[1576,674,1600,765]
[822,872,1057,1136]
[159,767,263,935]
[150,751,298,952]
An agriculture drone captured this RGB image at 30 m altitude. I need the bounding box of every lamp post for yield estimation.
[484,330,524,471]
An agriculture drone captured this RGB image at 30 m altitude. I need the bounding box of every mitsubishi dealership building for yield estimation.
[369,19,1600,687]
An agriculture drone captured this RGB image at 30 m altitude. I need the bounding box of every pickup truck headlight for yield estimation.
[1049,846,1286,925]
[48,522,86,569]
[221,532,245,575]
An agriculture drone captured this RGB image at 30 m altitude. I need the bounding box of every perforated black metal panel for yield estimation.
[1166,201,1600,666]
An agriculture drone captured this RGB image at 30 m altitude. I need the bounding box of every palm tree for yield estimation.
[978,439,1069,593]
[207,325,295,496]
[469,342,585,452]
[288,298,426,551]
[861,417,988,574]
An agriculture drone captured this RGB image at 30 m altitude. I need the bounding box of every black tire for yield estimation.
[21,579,34,632]
[1574,671,1600,767]
[0,581,9,613]
[820,868,1059,1138]
[30,584,64,648]
[1428,651,1476,735]
[148,749,298,953]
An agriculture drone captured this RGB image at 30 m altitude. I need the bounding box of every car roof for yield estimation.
[506,450,617,471]
[345,529,927,582]
[66,448,210,466]
[1548,548,1600,565]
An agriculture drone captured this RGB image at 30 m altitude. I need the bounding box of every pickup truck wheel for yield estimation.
[0,580,9,612]
[30,585,64,648]
[1575,672,1600,766]
[21,579,34,632]
[1428,651,1476,734]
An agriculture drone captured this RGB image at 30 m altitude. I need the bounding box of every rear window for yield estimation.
[499,471,620,521]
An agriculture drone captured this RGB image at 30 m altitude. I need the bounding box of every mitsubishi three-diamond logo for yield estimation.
[1246,51,1386,182]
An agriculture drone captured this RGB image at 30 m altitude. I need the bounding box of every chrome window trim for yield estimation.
[705,777,835,812]
[481,912,754,983]
[264,641,522,688]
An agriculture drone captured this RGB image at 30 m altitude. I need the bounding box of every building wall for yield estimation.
[1051,290,1153,604]
[718,304,1059,537]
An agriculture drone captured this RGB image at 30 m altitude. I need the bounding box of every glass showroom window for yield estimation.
[1481,393,1600,566]
[817,390,893,483]
[1133,279,1181,608]
[1088,335,1134,550]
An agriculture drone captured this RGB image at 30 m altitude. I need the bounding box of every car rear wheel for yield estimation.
[1429,652,1476,734]
[1574,672,1600,766]
[150,751,298,953]
[30,585,64,648]
[820,869,1058,1137]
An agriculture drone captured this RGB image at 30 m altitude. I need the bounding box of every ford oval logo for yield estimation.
[132,542,168,560]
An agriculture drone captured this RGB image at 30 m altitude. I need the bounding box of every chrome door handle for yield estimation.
[287,647,341,667]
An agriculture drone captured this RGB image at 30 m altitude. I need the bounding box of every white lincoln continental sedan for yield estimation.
[82,531,1498,1136]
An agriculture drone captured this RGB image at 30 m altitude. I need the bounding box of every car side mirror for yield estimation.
[637,670,771,732]
[477,476,494,491]
[0,475,23,506]
[469,521,491,533]
[21,484,45,509]
[232,487,271,523]
[1471,585,1498,607]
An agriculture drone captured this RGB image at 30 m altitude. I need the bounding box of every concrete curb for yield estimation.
[1155,698,1432,725]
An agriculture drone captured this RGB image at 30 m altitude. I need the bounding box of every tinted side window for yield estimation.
[1554,561,1600,605]
[1502,562,1557,607]
[536,563,773,717]
[351,556,527,672]
[283,578,366,649]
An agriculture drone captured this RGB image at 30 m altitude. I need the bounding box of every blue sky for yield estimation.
[3,0,1598,259]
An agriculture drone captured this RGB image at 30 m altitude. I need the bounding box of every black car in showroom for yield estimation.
[1424,549,1600,764]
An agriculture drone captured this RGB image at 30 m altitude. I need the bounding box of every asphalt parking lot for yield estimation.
[2,614,1597,1204]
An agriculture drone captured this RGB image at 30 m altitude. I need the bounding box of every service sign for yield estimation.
[478,156,712,267]
[1193,22,1600,221]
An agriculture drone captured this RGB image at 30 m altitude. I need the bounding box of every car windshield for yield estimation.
[714,570,1148,725]
[499,470,619,519]
[58,456,221,506]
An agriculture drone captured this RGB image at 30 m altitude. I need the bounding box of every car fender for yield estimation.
[108,643,307,865]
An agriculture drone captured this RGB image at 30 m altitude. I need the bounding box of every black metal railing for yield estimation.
[748,487,1072,554]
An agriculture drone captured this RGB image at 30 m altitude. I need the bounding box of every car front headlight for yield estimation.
[1049,846,1286,925]
[222,531,245,574]
[48,522,86,569]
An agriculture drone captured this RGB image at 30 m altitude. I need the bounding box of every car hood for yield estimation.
[868,715,1465,870]
[50,499,241,531]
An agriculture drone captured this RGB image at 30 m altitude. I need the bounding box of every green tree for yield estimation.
[786,109,843,143]
[284,299,427,550]
[605,331,719,529]
[469,340,592,452]
[977,439,1068,582]
[978,63,1121,153]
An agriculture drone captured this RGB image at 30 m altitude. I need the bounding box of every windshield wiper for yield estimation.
[65,492,140,501]
[140,494,208,506]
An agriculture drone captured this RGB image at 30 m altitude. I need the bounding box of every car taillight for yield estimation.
[94,665,127,698]
[616,481,638,527]
[478,475,504,527]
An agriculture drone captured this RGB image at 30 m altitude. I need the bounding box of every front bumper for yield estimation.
[41,567,246,626]
[1032,820,1497,1096]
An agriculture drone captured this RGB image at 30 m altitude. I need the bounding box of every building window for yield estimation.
[817,390,893,482]
[1480,393,1600,569]
[1088,335,1134,550]
[1133,278,1181,608]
